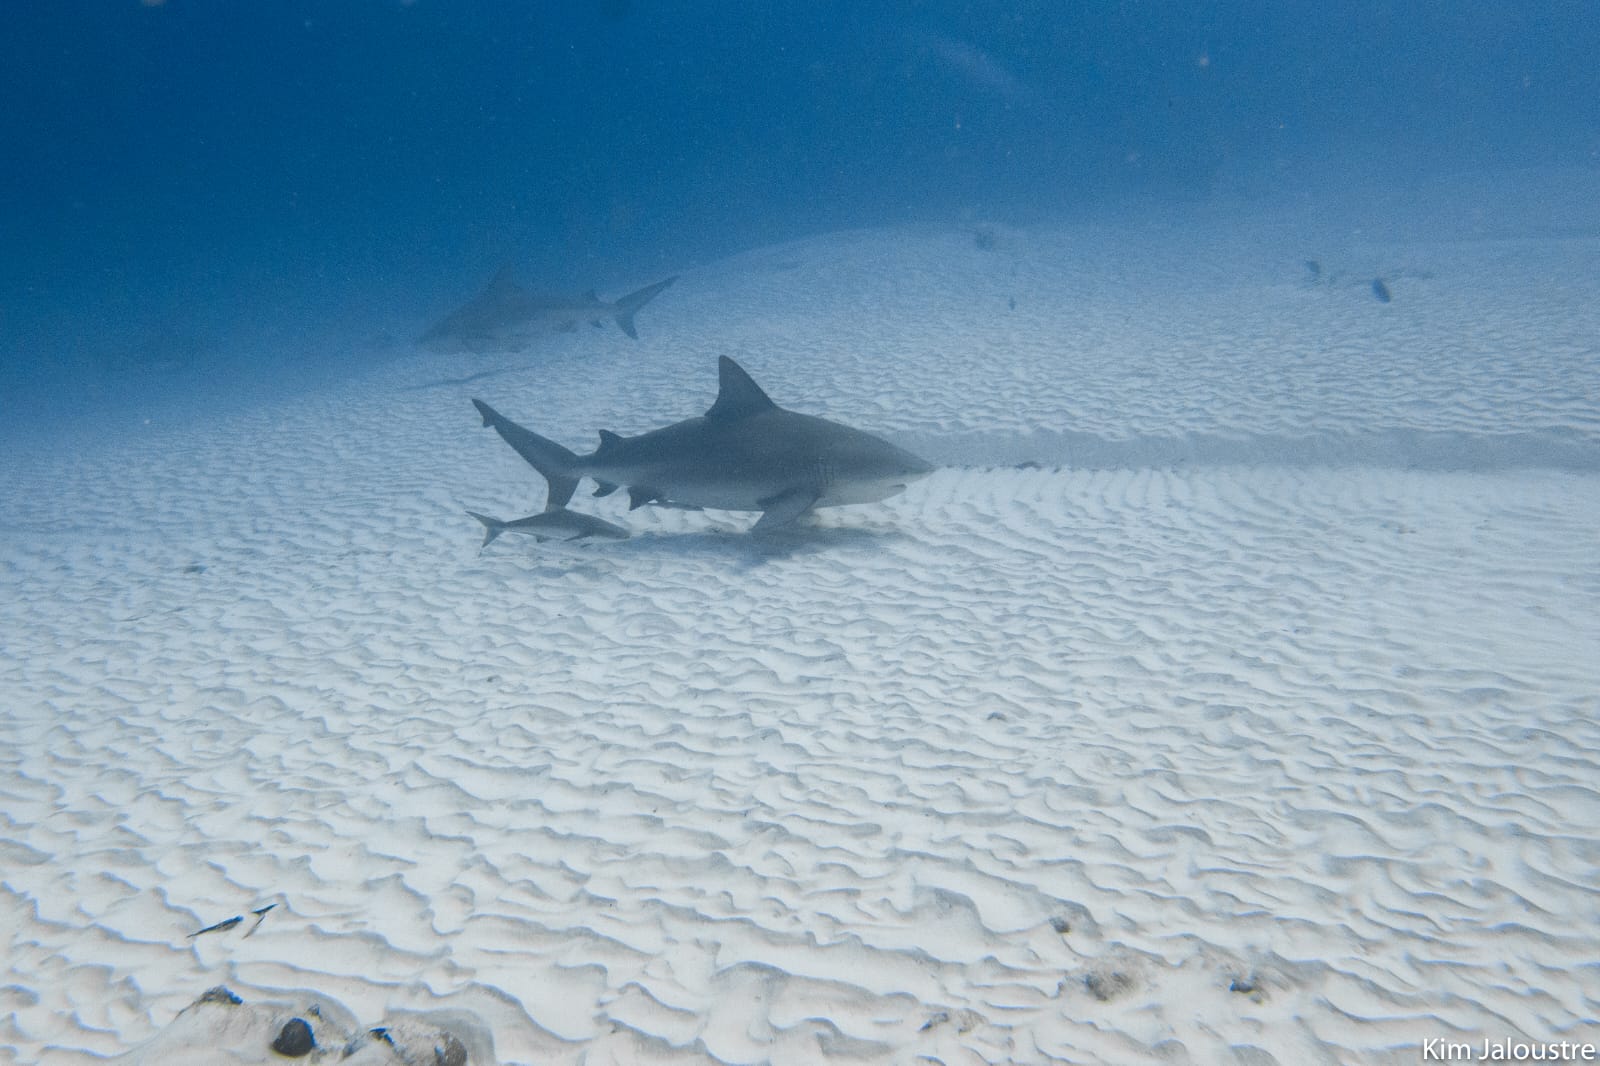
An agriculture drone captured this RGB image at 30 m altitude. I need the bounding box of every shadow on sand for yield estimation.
[491,518,912,570]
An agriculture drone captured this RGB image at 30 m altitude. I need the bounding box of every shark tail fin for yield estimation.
[611,275,678,340]
[466,511,505,548]
[470,399,582,508]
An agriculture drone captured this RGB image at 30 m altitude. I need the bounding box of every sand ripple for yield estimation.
[3,204,1599,1063]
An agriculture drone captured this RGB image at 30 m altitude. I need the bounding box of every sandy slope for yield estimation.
[2,175,1598,1064]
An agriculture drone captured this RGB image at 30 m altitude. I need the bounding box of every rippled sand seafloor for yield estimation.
[3,185,1600,1064]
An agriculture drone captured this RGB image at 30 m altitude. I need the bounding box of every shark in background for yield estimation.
[471,356,934,534]
[422,268,678,352]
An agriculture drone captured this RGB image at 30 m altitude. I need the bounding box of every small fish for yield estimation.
[1304,259,1322,282]
[467,507,631,547]
[246,903,277,937]
[189,915,242,938]
[1371,278,1392,303]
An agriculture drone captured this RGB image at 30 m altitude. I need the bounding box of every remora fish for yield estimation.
[422,268,678,352]
[471,357,934,533]
[467,508,631,547]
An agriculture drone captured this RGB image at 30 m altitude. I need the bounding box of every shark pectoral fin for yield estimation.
[627,487,658,511]
[752,488,820,533]
[592,481,619,497]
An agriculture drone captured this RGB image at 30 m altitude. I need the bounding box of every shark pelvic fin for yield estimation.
[592,481,619,497]
[707,357,778,421]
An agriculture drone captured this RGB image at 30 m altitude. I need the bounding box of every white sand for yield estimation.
[3,170,1599,1064]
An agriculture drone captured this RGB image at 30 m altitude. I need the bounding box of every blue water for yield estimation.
[3,1,1596,431]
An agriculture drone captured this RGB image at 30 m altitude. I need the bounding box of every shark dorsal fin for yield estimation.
[706,357,777,422]
[484,262,522,302]
[488,262,517,289]
[596,429,624,456]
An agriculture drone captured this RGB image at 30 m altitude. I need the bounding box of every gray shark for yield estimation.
[467,507,631,547]
[423,268,678,352]
[472,357,934,533]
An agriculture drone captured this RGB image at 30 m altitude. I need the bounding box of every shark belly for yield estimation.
[613,465,772,510]
[663,481,770,510]
[585,441,914,512]
[816,477,909,507]
[585,451,818,512]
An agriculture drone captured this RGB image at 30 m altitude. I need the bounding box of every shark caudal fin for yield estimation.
[611,276,678,339]
[470,399,582,508]
[466,510,505,548]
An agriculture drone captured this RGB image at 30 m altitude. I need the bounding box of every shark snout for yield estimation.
[873,446,935,499]
[896,448,936,481]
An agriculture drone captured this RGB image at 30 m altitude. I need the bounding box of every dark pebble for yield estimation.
[1230,976,1258,994]
[198,986,242,1006]
[1084,970,1132,1001]
[434,1031,468,1066]
[271,1017,315,1057]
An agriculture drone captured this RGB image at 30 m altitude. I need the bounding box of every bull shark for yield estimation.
[422,268,678,352]
[471,357,935,533]
[467,507,631,547]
